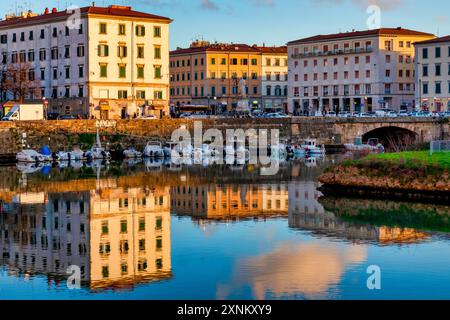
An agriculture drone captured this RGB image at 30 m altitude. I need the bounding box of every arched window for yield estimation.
[266,85,272,96]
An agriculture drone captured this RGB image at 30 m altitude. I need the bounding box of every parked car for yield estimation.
[325,111,337,117]
[398,110,409,117]
[415,111,433,117]
[141,115,157,120]
[337,112,351,118]
[386,111,398,117]
[57,115,77,120]
[47,113,60,120]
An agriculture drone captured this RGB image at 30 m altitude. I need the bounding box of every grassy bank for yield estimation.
[319,151,449,195]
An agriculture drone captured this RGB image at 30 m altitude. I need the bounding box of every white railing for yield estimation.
[430,140,450,155]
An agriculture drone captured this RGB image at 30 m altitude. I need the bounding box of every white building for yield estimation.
[0,5,172,119]
[287,28,435,115]
[259,46,288,112]
[415,35,450,112]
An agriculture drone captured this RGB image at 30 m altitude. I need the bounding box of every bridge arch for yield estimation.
[362,126,418,151]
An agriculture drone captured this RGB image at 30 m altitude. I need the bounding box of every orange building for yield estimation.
[170,41,287,112]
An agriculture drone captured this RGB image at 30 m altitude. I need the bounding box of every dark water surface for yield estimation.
[1,158,450,300]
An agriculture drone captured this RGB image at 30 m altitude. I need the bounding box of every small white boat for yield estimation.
[16,162,44,173]
[144,142,164,158]
[85,130,111,160]
[301,139,325,155]
[16,150,45,163]
[123,147,143,159]
[57,148,85,162]
[85,146,111,160]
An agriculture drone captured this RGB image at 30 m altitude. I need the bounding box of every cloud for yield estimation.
[313,0,404,11]
[201,0,220,10]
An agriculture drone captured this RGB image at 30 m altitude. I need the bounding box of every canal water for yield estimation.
[0,157,449,300]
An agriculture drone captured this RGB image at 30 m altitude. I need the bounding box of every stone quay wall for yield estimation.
[0,117,446,156]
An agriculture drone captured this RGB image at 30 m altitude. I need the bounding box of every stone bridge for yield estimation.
[291,117,449,145]
[0,117,447,156]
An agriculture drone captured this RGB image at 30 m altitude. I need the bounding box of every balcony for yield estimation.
[291,47,373,59]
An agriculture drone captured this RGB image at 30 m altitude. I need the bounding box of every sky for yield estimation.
[0,0,449,50]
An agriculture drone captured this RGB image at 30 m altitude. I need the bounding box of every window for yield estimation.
[119,65,126,78]
[12,33,16,42]
[117,45,128,58]
[64,86,70,98]
[39,49,47,61]
[98,44,109,57]
[100,64,107,78]
[52,28,57,38]
[436,47,441,58]
[154,91,163,100]
[65,66,70,79]
[78,65,84,78]
[29,31,33,40]
[137,90,146,99]
[251,58,257,66]
[64,46,70,59]
[137,45,144,59]
[422,48,428,59]
[28,50,35,62]
[154,46,161,59]
[118,24,126,35]
[136,25,146,36]
[423,65,429,77]
[11,52,18,63]
[137,65,144,78]
[435,82,441,94]
[53,68,58,80]
[40,68,45,80]
[385,40,392,51]
[436,64,441,76]
[0,34,7,44]
[40,29,45,39]
[77,44,85,57]
[99,23,107,34]
[65,26,69,36]
[51,47,58,60]
[118,90,128,99]
[423,82,429,94]
[154,65,162,79]
[153,26,161,37]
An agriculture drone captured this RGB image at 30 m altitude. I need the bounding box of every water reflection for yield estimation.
[0,181,172,292]
[0,159,449,299]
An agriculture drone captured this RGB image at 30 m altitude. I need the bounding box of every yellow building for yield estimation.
[89,186,172,290]
[170,41,272,112]
[171,183,288,221]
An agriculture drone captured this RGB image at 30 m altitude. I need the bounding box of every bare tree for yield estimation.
[1,61,40,103]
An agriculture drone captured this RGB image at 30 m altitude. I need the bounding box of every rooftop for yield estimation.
[288,28,435,45]
[415,35,450,45]
[171,42,287,55]
[0,5,172,29]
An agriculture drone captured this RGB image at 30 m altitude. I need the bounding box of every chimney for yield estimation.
[52,8,57,14]
[44,8,49,14]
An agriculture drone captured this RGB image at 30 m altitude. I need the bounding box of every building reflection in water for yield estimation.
[0,183,172,292]
[288,181,429,245]
[171,183,289,222]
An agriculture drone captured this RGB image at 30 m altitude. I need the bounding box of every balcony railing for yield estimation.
[291,47,373,59]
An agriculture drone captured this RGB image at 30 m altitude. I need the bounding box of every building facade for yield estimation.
[259,46,288,112]
[415,35,450,112]
[287,28,435,115]
[0,5,171,119]
[170,42,287,112]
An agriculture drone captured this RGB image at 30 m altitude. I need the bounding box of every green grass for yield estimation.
[367,151,450,169]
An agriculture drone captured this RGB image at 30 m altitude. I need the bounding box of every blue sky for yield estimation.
[0,0,449,49]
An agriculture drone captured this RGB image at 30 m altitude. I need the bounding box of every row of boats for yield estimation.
[16,131,111,163]
[123,138,326,160]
